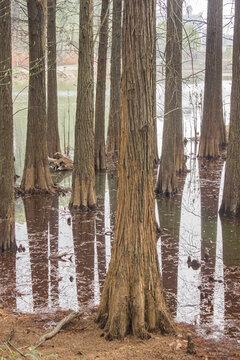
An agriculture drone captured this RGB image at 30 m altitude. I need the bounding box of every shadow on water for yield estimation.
[0,154,239,340]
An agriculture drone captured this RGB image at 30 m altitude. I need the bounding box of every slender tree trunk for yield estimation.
[0,0,15,251]
[199,0,226,158]
[94,0,109,171]
[21,0,54,193]
[106,0,122,164]
[220,0,240,216]
[69,0,97,211]
[47,0,61,157]
[152,0,159,165]
[96,0,175,340]
[155,0,184,196]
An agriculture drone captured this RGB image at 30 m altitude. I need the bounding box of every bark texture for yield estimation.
[156,0,184,196]
[106,0,122,163]
[94,0,109,171]
[47,0,61,157]
[69,0,97,211]
[220,0,240,216]
[0,0,15,251]
[199,0,226,158]
[152,0,159,165]
[96,0,175,339]
[21,0,54,193]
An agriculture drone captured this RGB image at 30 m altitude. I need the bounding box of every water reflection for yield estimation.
[72,213,96,307]
[16,221,33,312]
[58,201,78,311]
[177,156,201,325]
[104,174,111,272]
[213,163,225,334]
[199,159,223,327]
[24,196,52,311]
[0,166,236,339]
[157,177,183,317]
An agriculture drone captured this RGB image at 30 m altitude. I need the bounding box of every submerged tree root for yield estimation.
[15,185,70,198]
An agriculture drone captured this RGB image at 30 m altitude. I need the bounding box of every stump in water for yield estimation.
[48,152,73,171]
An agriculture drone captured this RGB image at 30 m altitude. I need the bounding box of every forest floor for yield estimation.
[0,308,239,360]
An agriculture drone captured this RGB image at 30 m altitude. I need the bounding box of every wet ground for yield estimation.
[0,145,239,343]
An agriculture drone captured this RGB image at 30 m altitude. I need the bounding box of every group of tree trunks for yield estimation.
[1,0,240,342]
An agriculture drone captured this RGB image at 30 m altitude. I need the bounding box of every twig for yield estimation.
[35,311,83,349]
[49,252,68,260]
[7,330,26,358]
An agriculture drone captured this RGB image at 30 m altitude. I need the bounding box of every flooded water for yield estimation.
[1,77,238,341]
[0,160,239,341]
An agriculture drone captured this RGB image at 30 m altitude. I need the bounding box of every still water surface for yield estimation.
[1,78,239,341]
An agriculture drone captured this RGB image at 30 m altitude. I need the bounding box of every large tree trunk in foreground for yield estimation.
[220,0,240,216]
[0,0,15,251]
[21,0,54,193]
[155,0,184,196]
[106,0,122,164]
[199,0,226,158]
[96,0,175,340]
[69,0,97,211]
[152,0,159,165]
[47,0,61,157]
[94,0,109,171]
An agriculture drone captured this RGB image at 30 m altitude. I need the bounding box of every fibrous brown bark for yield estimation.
[152,0,159,165]
[106,0,122,163]
[94,0,109,171]
[220,0,240,216]
[21,0,54,193]
[69,0,97,211]
[47,0,61,157]
[0,0,15,251]
[199,0,226,158]
[156,0,184,196]
[96,0,175,340]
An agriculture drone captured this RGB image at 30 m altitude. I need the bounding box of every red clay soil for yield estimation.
[0,308,239,360]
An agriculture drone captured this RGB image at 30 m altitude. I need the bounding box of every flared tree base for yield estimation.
[70,176,97,212]
[21,164,55,194]
[95,145,106,171]
[155,171,177,197]
[0,219,15,252]
[199,137,226,159]
[96,272,175,340]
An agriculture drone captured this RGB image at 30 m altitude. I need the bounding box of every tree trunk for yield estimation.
[152,0,159,165]
[0,0,15,251]
[155,0,184,196]
[21,0,54,193]
[199,0,226,158]
[106,0,122,164]
[69,0,97,212]
[220,0,240,216]
[96,0,175,340]
[47,0,61,157]
[94,0,109,171]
